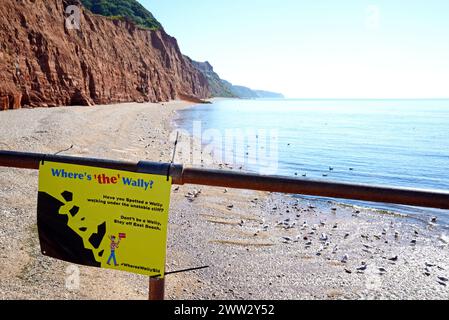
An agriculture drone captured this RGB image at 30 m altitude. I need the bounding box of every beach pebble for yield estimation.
[345,269,352,274]
[379,267,387,273]
[438,276,448,282]
[344,233,350,239]
[227,204,234,210]
[437,281,447,287]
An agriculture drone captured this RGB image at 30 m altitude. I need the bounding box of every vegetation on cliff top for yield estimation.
[80,0,162,30]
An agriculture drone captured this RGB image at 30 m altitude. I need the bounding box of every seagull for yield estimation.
[320,233,329,241]
[357,264,368,271]
[388,256,399,262]
[341,254,349,263]
[439,234,449,244]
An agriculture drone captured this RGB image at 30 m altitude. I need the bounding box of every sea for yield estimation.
[175,99,449,228]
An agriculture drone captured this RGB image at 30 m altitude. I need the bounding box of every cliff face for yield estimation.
[191,61,285,100]
[0,0,210,110]
[189,60,236,98]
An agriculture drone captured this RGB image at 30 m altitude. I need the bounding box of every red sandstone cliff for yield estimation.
[0,0,210,110]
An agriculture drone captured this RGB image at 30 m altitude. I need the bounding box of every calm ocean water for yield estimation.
[175,99,449,227]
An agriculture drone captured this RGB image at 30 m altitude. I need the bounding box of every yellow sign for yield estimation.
[37,161,172,278]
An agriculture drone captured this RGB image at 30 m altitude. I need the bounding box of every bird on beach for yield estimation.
[341,254,349,263]
[388,256,399,262]
[320,233,329,241]
[356,263,368,271]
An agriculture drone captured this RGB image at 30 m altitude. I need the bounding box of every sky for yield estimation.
[142,0,449,99]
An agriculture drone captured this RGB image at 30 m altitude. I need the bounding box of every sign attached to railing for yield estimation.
[37,161,172,278]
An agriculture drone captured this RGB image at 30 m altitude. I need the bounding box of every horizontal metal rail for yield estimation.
[1,150,449,210]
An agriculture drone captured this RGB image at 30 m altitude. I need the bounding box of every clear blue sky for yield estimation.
[142,0,449,99]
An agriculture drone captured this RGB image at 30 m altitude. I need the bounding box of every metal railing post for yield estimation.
[149,278,165,300]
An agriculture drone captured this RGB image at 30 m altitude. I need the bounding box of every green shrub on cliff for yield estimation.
[80,0,162,30]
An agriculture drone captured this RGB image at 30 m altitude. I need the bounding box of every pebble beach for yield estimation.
[0,101,448,300]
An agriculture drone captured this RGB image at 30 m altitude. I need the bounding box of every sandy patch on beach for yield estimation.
[1,102,449,300]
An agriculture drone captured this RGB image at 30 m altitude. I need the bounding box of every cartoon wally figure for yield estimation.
[107,235,121,266]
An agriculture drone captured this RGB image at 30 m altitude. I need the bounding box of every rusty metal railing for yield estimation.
[2,150,449,209]
[1,149,449,299]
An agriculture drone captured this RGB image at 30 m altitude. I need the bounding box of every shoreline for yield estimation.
[172,101,449,231]
[1,101,449,299]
